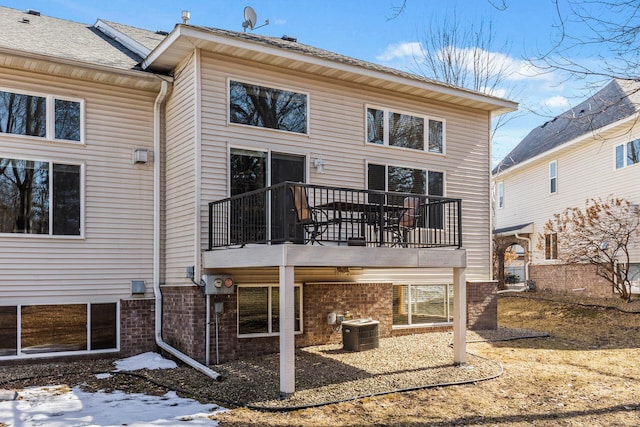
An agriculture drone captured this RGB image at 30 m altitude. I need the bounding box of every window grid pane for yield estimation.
[393,284,451,326]
[238,287,269,334]
[21,304,87,354]
[428,119,443,153]
[615,145,625,169]
[388,112,424,150]
[367,108,384,144]
[229,81,307,134]
[0,91,46,137]
[627,140,640,166]
[0,159,49,234]
[55,99,81,141]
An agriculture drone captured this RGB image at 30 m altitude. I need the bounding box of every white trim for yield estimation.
[0,158,85,238]
[0,301,119,359]
[549,160,557,194]
[364,104,445,155]
[236,283,303,337]
[227,77,310,136]
[495,113,640,178]
[93,19,152,58]
[143,26,517,113]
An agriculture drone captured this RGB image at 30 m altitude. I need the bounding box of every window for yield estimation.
[393,283,453,326]
[549,160,557,194]
[368,163,444,228]
[497,181,504,208]
[229,80,308,134]
[615,140,640,169]
[0,89,82,142]
[544,233,558,260]
[0,158,81,236]
[237,285,302,336]
[0,303,117,356]
[366,106,444,154]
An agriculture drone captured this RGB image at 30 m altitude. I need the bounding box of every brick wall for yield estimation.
[466,281,498,330]
[530,264,615,298]
[119,298,157,357]
[161,286,207,363]
[204,281,498,363]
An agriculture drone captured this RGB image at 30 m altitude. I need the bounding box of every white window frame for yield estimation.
[497,181,504,208]
[365,105,445,155]
[549,160,557,194]
[227,78,310,136]
[544,233,558,260]
[0,157,85,238]
[615,140,640,169]
[0,301,120,360]
[0,87,85,144]
[392,283,454,329]
[236,284,304,338]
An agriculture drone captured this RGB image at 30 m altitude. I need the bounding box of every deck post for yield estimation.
[453,266,467,364]
[279,264,295,398]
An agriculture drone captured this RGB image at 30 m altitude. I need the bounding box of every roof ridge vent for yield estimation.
[26,9,41,16]
[281,35,297,42]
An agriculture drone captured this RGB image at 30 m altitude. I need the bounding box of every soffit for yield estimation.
[144,26,517,114]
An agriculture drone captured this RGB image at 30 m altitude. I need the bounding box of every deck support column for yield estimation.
[453,266,467,364]
[279,264,295,398]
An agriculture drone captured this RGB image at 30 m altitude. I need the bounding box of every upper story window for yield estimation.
[366,106,444,154]
[549,160,557,194]
[497,181,504,208]
[615,139,640,169]
[0,89,82,143]
[229,80,308,134]
[0,158,82,236]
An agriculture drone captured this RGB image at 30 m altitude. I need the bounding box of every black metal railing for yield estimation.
[208,182,462,250]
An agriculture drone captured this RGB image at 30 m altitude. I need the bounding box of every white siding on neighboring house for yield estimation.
[197,51,492,281]
[163,53,199,287]
[0,68,157,305]
[494,120,640,263]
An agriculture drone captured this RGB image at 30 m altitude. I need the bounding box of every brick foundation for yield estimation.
[466,281,498,330]
[161,286,207,363]
[530,264,615,298]
[204,281,497,363]
[119,298,157,357]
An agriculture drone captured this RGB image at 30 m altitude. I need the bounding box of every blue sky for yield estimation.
[2,0,616,164]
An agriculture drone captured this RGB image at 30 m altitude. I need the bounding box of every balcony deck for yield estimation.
[208,182,462,254]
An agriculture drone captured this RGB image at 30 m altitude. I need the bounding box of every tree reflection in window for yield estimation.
[389,112,424,150]
[0,158,80,235]
[0,91,46,137]
[230,81,307,134]
[55,99,81,141]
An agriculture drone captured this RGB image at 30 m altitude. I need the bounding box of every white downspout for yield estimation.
[515,232,531,282]
[153,78,221,380]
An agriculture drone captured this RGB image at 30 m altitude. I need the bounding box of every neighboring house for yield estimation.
[493,78,640,296]
[0,7,516,396]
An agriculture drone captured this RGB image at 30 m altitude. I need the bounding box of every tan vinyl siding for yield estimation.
[163,54,198,286]
[0,67,157,305]
[495,122,640,263]
[198,52,492,281]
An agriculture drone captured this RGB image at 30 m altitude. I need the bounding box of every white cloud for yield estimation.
[376,42,422,62]
[542,95,570,108]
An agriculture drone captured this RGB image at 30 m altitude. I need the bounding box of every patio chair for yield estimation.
[384,196,421,247]
[289,185,330,244]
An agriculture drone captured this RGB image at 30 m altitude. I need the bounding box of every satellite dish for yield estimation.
[242,6,257,31]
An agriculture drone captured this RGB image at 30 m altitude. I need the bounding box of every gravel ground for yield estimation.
[0,327,545,411]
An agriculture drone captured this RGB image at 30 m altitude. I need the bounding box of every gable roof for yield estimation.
[493,79,640,174]
[142,25,517,114]
[0,6,162,71]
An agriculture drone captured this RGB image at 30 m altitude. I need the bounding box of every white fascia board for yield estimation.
[143,25,517,113]
[94,19,151,58]
[494,112,640,179]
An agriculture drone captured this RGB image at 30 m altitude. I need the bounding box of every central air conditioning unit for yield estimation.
[342,319,379,351]
[203,274,235,295]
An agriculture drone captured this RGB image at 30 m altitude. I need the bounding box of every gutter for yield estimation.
[152,78,221,381]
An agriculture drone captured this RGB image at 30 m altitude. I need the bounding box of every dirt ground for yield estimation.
[214,294,640,426]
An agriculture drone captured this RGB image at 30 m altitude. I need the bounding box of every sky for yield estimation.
[1,0,619,164]
[0,352,225,426]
